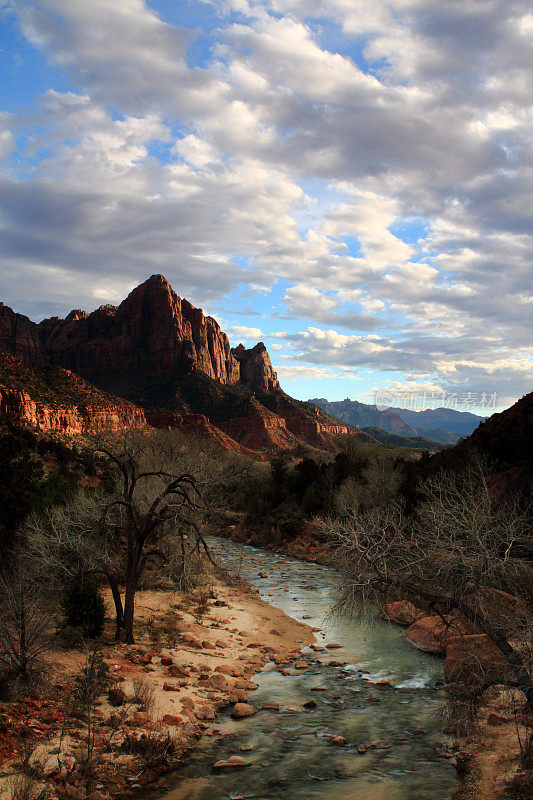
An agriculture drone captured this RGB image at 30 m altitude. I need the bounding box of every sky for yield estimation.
[0,0,532,414]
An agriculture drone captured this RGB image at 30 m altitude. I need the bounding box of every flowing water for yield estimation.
[155,536,457,800]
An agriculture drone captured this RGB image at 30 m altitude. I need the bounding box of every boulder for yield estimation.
[168,665,190,678]
[231,703,258,719]
[379,601,425,626]
[260,702,280,711]
[216,664,244,677]
[404,615,473,655]
[444,634,509,692]
[162,714,184,726]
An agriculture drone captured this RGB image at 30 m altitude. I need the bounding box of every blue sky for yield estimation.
[1,0,532,413]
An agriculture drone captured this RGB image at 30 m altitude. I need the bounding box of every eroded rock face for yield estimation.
[231,342,279,392]
[0,275,280,393]
[0,387,146,435]
[0,304,43,363]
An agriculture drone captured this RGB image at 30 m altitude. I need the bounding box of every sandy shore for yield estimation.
[0,568,315,800]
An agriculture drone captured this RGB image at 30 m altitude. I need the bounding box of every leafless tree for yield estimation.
[26,432,210,644]
[0,556,56,694]
[321,455,533,710]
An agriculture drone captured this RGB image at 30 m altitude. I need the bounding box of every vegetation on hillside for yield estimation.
[361,426,447,452]
[227,438,407,540]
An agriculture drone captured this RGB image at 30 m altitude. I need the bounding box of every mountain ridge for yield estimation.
[0,274,280,395]
[0,277,367,455]
[310,397,486,443]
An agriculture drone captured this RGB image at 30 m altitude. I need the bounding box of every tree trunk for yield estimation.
[122,567,137,645]
[105,572,124,642]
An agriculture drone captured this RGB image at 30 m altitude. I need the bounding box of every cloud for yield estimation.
[0,0,531,406]
[228,324,264,342]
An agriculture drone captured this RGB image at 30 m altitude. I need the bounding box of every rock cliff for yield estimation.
[231,343,279,392]
[0,386,146,436]
[0,353,147,436]
[0,275,280,394]
[0,277,371,456]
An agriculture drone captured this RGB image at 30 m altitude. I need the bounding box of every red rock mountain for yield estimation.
[0,275,280,393]
[0,276,366,454]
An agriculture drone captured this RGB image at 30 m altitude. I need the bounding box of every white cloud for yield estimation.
[0,0,531,405]
[228,324,264,341]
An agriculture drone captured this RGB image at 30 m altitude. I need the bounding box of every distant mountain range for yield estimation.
[309,397,486,445]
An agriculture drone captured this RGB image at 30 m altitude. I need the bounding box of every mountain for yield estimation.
[0,275,279,395]
[0,277,366,455]
[389,406,486,438]
[310,397,485,444]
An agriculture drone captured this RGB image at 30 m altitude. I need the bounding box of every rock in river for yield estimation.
[213,755,251,770]
[231,703,258,719]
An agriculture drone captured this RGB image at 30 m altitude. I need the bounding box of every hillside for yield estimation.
[361,427,447,452]
[466,391,533,472]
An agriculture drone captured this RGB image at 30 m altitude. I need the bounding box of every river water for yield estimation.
[156,536,457,800]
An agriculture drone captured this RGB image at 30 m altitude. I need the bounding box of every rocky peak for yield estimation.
[232,341,280,392]
[0,275,280,396]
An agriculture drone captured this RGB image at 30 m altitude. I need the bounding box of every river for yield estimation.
[154,536,457,800]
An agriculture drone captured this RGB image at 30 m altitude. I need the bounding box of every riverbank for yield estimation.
[219,525,532,800]
[0,564,315,800]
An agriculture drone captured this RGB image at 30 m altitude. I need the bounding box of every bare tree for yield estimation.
[26,432,209,644]
[322,455,533,710]
[0,556,56,694]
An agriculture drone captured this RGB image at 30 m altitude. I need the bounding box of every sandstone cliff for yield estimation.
[0,275,280,394]
[0,277,370,456]
[0,386,146,436]
[0,353,147,436]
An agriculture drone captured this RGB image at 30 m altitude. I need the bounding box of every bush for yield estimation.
[121,731,177,767]
[107,686,126,707]
[60,577,106,639]
[73,649,111,706]
[132,676,155,711]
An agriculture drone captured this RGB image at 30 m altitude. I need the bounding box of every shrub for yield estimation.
[60,576,106,639]
[73,649,111,706]
[121,731,177,767]
[107,686,126,707]
[132,676,155,711]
